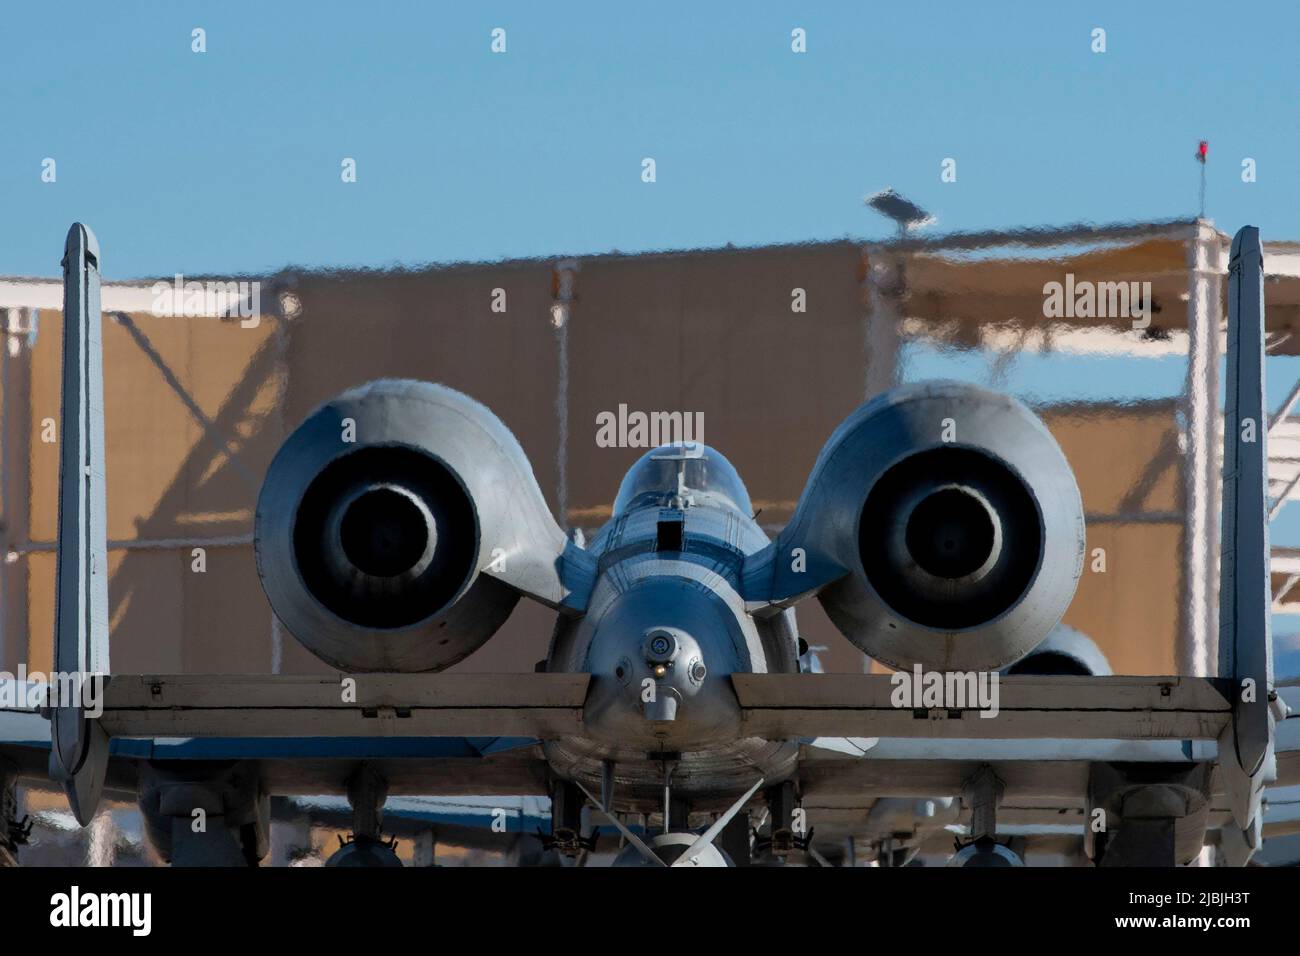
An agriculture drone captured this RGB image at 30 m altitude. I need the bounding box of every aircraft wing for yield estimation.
[787,686,1300,804]
[0,670,1258,742]
[9,676,1294,866]
[7,672,1296,793]
[734,673,1238,742]
[791,697,1300,865]
[86,673,589,740]
[2,676,562,799]
[3,717,551,804]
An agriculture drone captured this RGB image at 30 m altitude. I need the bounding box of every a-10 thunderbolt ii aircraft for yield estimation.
[1,223,1298,867]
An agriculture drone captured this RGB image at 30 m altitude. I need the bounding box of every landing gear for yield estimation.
[752,781,813,861]
[540,778,597,858]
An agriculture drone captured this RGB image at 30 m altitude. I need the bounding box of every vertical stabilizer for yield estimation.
[1216,225,1275,860]
[49,223,111,826]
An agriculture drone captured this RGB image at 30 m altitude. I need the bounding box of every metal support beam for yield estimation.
[1270,470,1300,521]
[1275,573,1300,607]
[1268,378,1300,432]
[859,243,904,675]
[862,245,904,401]
[551,260,578,531]
[1179,219,1225,676]
[0,308,32,671]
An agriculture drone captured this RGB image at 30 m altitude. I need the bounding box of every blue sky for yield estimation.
[1,1,1297,278]
[4,1,1299,670]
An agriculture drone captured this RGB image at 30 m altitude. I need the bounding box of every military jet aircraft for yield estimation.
[1,223,1297,867]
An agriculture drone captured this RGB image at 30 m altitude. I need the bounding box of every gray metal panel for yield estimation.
[734,673,1230,740]
[814,736,1213,763]
[97,673,590,739]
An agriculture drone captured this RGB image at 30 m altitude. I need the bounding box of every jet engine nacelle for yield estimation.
[255,379,575,672]
[1003,625,1112,677]
[767,382,1085,672]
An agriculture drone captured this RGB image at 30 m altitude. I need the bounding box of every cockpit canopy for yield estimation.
[612,444,753,515]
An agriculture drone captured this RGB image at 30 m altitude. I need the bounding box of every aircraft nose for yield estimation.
[582,579,746,748]
[638,627,707,722]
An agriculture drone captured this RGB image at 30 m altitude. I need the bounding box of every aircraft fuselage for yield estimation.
[542,452,801,812]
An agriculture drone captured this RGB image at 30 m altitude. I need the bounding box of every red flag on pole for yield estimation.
[1196,140,1209,217]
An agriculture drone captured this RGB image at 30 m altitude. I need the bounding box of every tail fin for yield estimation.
[49,223,110,825]
[1216,225,1275,857]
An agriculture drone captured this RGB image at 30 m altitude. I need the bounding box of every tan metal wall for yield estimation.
[0,243,1184,678]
